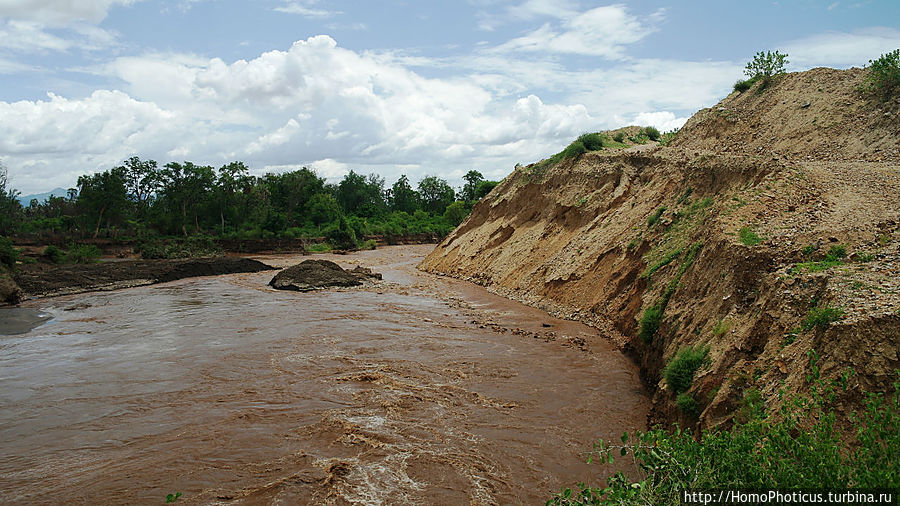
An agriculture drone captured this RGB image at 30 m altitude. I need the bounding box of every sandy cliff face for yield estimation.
[420,67,900,427]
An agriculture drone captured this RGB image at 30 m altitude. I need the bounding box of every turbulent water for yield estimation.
[0,245,648,504]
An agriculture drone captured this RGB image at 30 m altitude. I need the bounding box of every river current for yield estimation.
[0,245,648,504]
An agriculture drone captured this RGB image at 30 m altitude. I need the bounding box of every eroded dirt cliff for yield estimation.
[420,67,900,427]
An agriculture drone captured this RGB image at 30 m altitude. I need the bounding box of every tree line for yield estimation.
[0,159,499,248]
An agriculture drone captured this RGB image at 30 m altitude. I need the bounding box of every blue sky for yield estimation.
[1,0,898,194]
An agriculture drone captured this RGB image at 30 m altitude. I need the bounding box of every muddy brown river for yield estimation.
[0,245,648,504]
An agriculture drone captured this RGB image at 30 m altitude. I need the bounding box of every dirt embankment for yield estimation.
[420,67,900,428]
[13,257,276,299]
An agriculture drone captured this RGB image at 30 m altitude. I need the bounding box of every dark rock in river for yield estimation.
[269,259,382,292]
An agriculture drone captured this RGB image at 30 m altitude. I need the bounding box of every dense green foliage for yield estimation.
[549,359,900,505]
[864,49,900,100]
[0,235,17,269]
[663,344,710,393]
[3,157,499,251]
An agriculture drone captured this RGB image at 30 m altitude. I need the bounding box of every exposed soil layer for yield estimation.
[269,259,382,291]
[12,257,276,298]
[420,67,900,428]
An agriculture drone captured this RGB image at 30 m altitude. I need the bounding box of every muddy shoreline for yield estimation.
[12,257,277,299]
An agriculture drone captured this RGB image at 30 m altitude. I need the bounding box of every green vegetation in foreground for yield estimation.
[548,357,900,505]
[0,160,500,253]
[864,49,900,100]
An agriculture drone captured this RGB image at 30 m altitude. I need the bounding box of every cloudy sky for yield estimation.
[1,0,898,194]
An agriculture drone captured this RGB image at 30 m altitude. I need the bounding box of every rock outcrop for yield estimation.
[269,259,382,291]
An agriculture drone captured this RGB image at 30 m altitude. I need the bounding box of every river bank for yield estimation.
[0,245,649,504]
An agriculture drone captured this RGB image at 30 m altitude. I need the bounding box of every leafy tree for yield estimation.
[307,193,342,226]
[460,170,485,203]
[116,156,161,219]
[336,170,387,217]
[389,174,419,213]
[216,162,251,233]
[76,169,128,238]
[417,176,455,214]
[0,164,23,235]
[744,50,789,79]
[159,162,215,236]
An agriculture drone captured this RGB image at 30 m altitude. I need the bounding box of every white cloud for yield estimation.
[632,111,688,132]
[783,28,900,68]
[274,1,340,19]
[491,4,663,58]
[0,0,137,24]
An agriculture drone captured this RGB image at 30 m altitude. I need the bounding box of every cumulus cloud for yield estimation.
[783,28,900,68]
[632,111,688,132]
[1,35,601,192]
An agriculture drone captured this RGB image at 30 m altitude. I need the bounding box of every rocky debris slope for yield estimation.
[269,259,382,291]
[420,67,900,428]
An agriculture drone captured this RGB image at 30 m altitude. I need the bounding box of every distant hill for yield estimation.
[16,187,73,206]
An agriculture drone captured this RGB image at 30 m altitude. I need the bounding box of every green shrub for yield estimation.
[43,245,64,264]
[802,304,844,331]
[638,305,663,343]
[359,238,377,250]
[658,128,679,146]
[864,49,900,100]
[739,227,762,246]
[577,133,605,151]
[826,244,846,261]
[646,206,666,227]
[325,216,358,250]
[733,76,760,93]
[306,243,331,253]
[642,126,660,141]
[663,344,710,394]
[0,236,18,269]
[676,392,701,418]
[612,132,625,143]
[65,244,102,264]
[744,50,789,79]
[801,244,816,257]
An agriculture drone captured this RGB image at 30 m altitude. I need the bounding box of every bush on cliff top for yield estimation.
[864,49,900,100]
